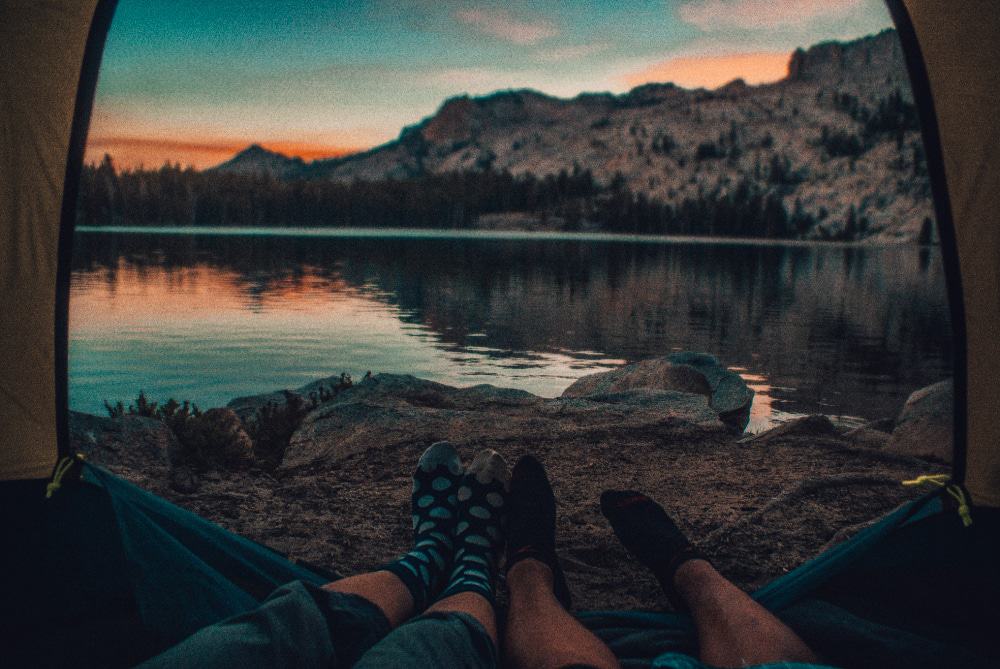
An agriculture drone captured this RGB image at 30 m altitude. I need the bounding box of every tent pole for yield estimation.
[883,0,968,484]
[54,0,119,461]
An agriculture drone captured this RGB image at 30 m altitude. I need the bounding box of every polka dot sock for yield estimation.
[383,442,463,611]
[438,449,509,605]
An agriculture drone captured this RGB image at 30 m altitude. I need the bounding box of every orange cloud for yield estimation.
[455,8,558,44]
[623,51,790,90]
[84,136,363,170]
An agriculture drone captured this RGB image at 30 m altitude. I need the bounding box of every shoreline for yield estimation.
[71,366,949,611]
[74,224,919,248]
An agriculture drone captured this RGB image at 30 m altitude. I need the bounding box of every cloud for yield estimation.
[623,51,790,90]
[678,0,864,31]
[533,42,611,62]
[454,8,558,44]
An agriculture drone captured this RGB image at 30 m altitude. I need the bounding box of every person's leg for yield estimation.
[351,449,510,669]
[325,441,464,627]
[425,447,511,644]
[601,490,818,668]
[504,456,621,669]
[673,559,817,668]
[324,570,414,628]
[506,559,620,669]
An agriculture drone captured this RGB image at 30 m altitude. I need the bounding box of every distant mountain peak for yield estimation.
[213,143,305,177]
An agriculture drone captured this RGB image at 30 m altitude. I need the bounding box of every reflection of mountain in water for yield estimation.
[71,231,952,422]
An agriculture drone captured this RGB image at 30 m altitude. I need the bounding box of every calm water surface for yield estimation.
[69,228,953,432]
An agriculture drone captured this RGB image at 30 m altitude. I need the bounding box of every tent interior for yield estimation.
[1,1,998,667]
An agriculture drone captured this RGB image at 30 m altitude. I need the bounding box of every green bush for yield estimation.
[249,373,356,469]
[695,141,724,160]
[175,408,254,471]
[104,389,161,418]
[249,391,311,469]
[819,126,865,158]
[104,375,358,471]
[104,392,248,470]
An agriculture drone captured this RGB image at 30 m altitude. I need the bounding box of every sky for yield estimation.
[86,0,894,169]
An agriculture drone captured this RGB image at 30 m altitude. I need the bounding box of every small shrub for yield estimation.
[696,141,724,160]
[819,126,865,158]
[104,391,252,470]
[651,132,677,155]
[174,408,254,471]
[250,373,356,469]
[247,391,311,470]
[768,154,806,186]
[104,389,159,419]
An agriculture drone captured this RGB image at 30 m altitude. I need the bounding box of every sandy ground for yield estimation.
[80,412,943,612]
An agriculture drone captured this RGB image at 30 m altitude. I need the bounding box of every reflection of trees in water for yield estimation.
[72,233,952,418]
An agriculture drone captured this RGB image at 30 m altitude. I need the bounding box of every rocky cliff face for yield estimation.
[219,29,932,241]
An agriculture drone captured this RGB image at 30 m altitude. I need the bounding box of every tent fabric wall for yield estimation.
[0,0,100,480]
[904,0,1000,507]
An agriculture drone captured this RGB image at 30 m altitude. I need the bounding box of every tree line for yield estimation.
[77,155,830,239]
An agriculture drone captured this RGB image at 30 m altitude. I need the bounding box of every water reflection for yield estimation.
[70,230,952,431]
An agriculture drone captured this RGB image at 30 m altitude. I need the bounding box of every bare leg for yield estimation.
[324,570,414,628]
[601,491,818,668]
[504,559,620,669]
[426,591,498,644]
[674,559,818,668]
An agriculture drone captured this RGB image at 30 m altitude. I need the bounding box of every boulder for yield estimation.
[562,352,754,432]
[843,425,892,449]
[280,373,726,470]
[885,380,954,463]
[741,414,839,445]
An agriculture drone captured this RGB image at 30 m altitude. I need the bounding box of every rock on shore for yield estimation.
[71,362,951,611]
[282,373,727,471]
[885,379,954,463]
[562,352,754,432]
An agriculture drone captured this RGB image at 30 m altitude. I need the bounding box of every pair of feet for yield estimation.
[387,442,701,612]
[509,454,705,611]
[384,442,510,610]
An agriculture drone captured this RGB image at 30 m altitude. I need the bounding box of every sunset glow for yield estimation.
[88,0,894,169]
[624,51,791,90]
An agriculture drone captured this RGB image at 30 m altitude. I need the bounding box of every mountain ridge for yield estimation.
[215,29,932,241]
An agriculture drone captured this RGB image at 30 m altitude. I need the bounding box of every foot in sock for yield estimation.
[383,441,463,611]
[438,449,509,604]
[506,454,572,609]
[600,490,706,610]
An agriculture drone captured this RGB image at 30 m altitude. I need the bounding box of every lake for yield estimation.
[69,227,954,433]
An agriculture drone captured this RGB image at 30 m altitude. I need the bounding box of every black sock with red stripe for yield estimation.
[505,455,572,609]
[600,490,705,610]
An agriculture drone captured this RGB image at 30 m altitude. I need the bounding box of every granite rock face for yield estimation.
[562,353,754,432]
[885,379,954,463]
[280,373,726,471]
